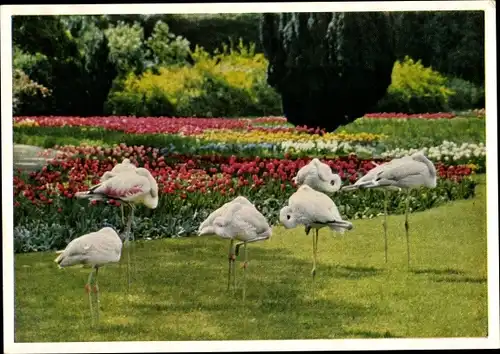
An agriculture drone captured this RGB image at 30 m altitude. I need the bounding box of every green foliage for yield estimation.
[393,11,484,86]
[146,20,191,67]
[104,21,147,75]
[66,16,117,115]
[261,12,396,132]
[12,15,80,60]
[175,72,253,117]
[375,56,455,113]
[12,46,51,79]
[12,69,52,115]
[14,221,69,253]
[12,47,53,114]
[164,13,263,54]
[12,16,116,116]
[105,42,282,117]
[445,77,485,111]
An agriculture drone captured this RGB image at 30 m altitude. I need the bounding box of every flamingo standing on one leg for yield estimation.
[54,223,128,326]
[197,196,255,292]
[198,196,272,301]
[279,185,353,300]
[340,152,437,268]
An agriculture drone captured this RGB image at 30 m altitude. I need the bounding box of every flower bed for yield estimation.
[13,144,477,253]
[13,116,320,136]
[12,112,486,254]
[198,130,386,144]
[381,141,486,172]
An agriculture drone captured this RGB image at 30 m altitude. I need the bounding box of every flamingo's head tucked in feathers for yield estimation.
[135,167,159,205]
[279,205,298,229]
[197,226,216,237]
[100,220,130,242]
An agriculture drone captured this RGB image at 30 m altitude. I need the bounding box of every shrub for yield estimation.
[104,41,283,117]
[445,77,485,111]
[375,56,455,113]
[104,21,147,75]
[12,69,52,115]
[176,71,252,117]
[146,20,191,67]
[12,47,53,114]
[165,13,263,54]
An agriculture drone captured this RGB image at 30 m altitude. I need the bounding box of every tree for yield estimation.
[67,16,117,116]
[146,20,191,67]
[12,15,117,116]
[260,12,396,132]
[104,21,147,75]
[393,11,484,86]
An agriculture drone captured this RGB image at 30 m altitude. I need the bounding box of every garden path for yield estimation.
[13,144,60,173]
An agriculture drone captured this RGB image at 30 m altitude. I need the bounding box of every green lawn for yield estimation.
[14,175,487,342]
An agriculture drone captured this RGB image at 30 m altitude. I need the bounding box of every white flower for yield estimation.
[382,141,485,163]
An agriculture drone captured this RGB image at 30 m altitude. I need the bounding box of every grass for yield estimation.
[14,175,487,342]
[340,117,485,149]
[13,126,198,150]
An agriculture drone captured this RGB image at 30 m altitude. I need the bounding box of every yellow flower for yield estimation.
[198,129,386,144]
[14,119,39,128]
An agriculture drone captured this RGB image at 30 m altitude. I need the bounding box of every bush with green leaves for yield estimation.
[13,16,117,116]
[375,56,456,113]
[12,47,53,114]
[146,20,191,67]
[12,69,52,115]
[104,20,147,75]
[445,77,485,111]
[105,41,283,117]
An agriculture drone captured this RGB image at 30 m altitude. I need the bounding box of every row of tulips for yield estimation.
[13,144,478,253]
[13,114,485,168]
[14,110,478,136]
[14,114,484,143]
[43,136,485,171]
[13,116,324,136]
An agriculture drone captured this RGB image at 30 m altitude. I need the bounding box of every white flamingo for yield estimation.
[292,158,343,194]
[340,152,437,268]
[279,185,353,298]
[100,158,137,182]
[100,158,138,225]
[339,156,411,263]
[75,167,158,288]
[54,223,128,326]
[198,196,272,301]
[197,196,254,235]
